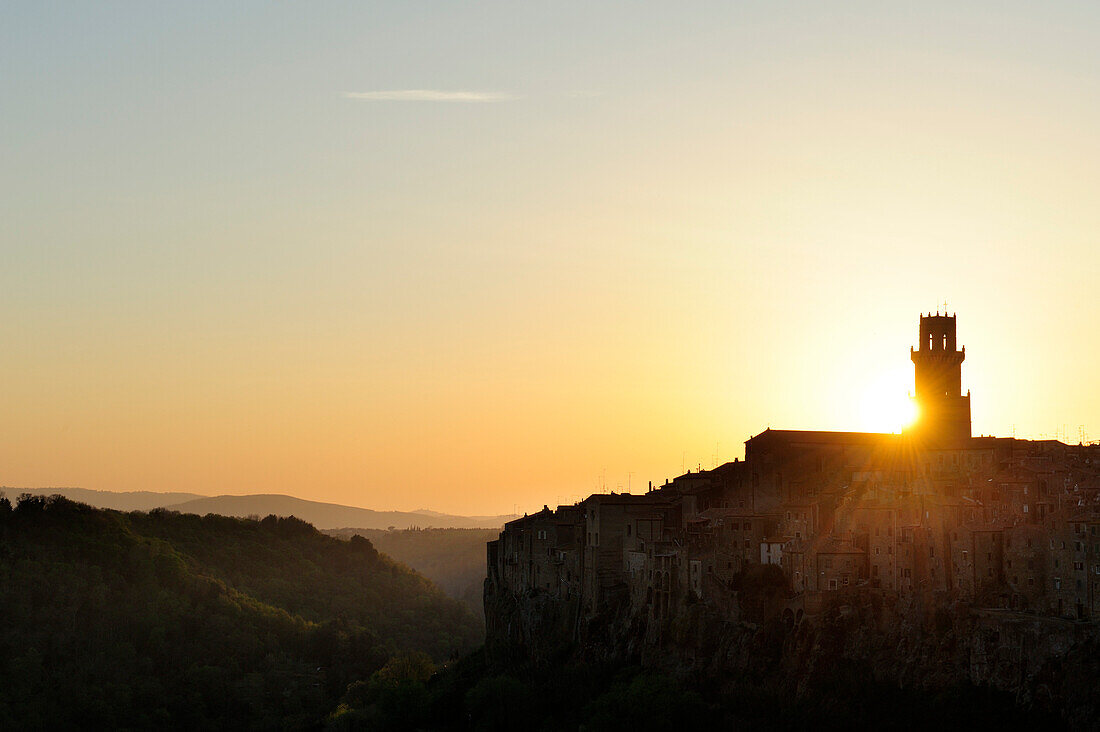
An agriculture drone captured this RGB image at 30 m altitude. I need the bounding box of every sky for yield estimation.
[2,2,1099,515]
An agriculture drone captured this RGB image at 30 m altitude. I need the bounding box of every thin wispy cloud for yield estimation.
[342,90,517,102]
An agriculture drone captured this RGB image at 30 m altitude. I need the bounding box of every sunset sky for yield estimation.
[2,2,1099,514]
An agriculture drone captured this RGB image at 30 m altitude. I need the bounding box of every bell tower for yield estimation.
[909,312,971,443]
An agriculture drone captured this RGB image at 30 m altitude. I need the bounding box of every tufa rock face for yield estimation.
[486,549,1100,727]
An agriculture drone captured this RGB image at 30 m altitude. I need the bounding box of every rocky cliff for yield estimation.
[486,577,1100,728]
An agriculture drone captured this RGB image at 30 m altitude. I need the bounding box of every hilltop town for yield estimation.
[485,314,1100,716]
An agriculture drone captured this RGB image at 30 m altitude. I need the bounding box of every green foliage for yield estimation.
[464,674,536,731]
[0,496,481,729]
[328,652,718,732]
[329,649,1065,732]
[581,671,712,731]
[325,527,498,618]
[326,652,439,731]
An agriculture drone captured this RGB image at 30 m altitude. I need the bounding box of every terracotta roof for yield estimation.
[747,429,897,445]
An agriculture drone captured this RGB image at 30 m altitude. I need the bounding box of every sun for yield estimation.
[857,370,920,433]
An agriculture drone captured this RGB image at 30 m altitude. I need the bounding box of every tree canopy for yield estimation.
[0,494,481,729]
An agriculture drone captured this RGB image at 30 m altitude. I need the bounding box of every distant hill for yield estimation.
[1,486,206,512]
[325,527,498,616]
[0,487,516,530]
[0,494,481,728]
[413,509,518,523]
[162,493,515,530]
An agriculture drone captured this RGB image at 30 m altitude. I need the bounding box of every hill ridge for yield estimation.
[1,487,516,529]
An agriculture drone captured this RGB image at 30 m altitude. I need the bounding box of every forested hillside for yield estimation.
[325,528,497,617]
[4,487,207,512]
[0,494,481,729]
[159,494,513,530]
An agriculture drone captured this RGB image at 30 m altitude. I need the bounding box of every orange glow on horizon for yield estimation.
[4,4,1100,516]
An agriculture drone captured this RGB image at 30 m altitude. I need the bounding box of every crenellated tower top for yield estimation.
[908,312,971,443]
